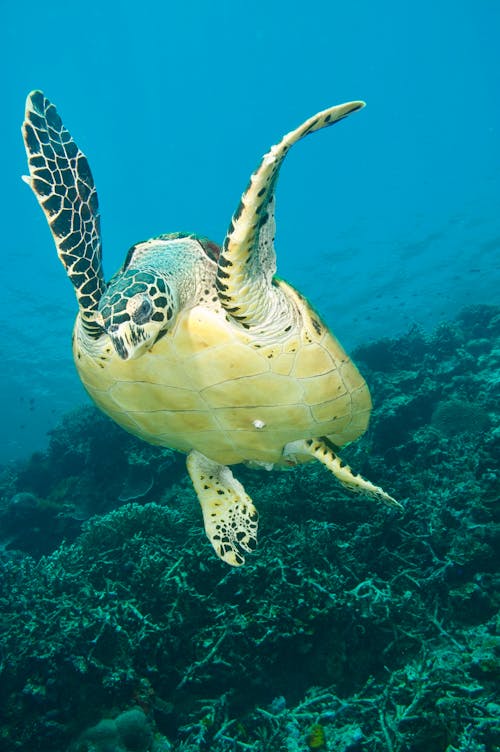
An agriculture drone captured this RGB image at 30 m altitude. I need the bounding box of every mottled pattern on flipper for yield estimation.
[187,451,259,566]
[217,101,365,327]
[22,91,104,332]
[284,438,402,509]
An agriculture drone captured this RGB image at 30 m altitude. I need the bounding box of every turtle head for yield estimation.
[97,269,177,360]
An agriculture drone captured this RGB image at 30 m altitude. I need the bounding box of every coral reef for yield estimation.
[76,707,156,751]
[430,398,490,437]
[0,408,181,555]
[0,305,498,751]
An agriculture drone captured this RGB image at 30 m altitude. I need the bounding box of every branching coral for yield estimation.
[0,305,499,751]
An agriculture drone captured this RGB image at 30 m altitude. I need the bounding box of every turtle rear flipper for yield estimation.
[187,451,259,566]
[22,91,105,333]
[284,438,402,509]
[217,101,365,328]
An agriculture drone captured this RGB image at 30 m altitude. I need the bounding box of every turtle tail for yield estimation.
[22,91,105,335]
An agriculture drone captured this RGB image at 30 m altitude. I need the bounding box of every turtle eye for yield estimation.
[128,295,153,324]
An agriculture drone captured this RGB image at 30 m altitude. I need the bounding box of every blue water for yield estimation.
[2,1,499,464]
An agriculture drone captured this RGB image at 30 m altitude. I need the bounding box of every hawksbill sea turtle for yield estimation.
[22,91,401,566]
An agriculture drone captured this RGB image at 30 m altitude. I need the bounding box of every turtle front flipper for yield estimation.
[217,101,365,328]
[284,438,402,509]
[187,451,259,566]
[22,91,105,333]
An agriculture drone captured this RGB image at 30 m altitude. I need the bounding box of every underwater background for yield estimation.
[2,0,499,464]
[1,1,499,751]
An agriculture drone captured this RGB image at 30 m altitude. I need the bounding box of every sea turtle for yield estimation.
[22,91,400,566]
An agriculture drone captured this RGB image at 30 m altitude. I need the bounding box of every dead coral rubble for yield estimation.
[0,305,499,752]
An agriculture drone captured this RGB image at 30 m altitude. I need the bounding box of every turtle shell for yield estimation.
[74,278,371,467]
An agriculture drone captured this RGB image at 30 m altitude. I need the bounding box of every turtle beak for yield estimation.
[107,322,150,360]
[110,333,130,360]
[106,323,132,360]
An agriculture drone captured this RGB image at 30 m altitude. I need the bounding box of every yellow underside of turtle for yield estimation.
[75,283,371,468]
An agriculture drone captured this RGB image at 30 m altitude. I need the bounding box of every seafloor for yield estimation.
[0,304,499,752]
